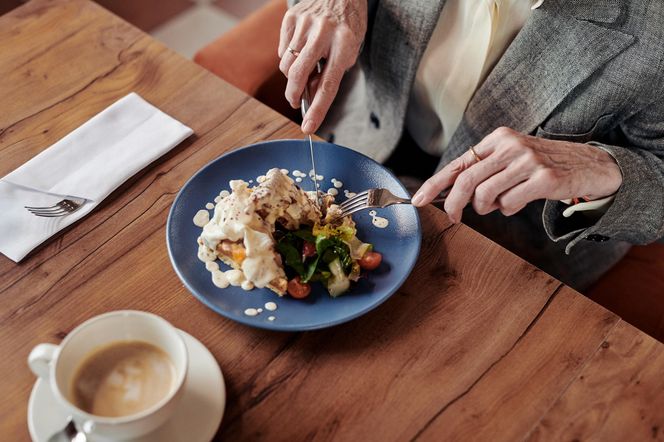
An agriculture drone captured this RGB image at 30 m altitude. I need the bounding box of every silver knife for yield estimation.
[301,62,323,209]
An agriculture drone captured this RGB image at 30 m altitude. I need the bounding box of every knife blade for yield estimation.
[301,62,323,209]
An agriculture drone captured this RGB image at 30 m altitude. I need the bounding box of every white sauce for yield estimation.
[308,170,324,181]
[197,243,217,262]
[265,302,277,311]
[280,169,289,175]
[268,316,276,321]
[344,190,357,199]
[206,261,220,272]
[205,202,214,210]
[198,168,322,291]
[331,178,343,188]
[256,175,267,183]
[214,196,221,203]
[295,177,302,183]
[369,210,389,229]
[292,170,307,178]
[327,188,339,196]
[244,308,259,317]
[219,190,230,198]
[212,270,229,288]
[226,269,245,286]
[193,210,210,227]
[257,308,263,313]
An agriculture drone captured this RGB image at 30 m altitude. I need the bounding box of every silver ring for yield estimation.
[287,46,300,57]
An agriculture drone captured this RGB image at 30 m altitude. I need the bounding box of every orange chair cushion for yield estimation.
[194,0,287,97]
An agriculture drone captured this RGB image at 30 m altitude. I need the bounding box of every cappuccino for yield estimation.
[71,340,176,417]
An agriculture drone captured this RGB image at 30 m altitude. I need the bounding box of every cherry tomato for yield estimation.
[359,251,382,270]
[302,241,316,258]
[287,276,312,299]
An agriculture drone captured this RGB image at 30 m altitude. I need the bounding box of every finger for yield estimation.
[301,46,351,133]
[411,143,493,208]
[498,177,548,216]
[472,164,531,215]
[278,10,296,58]
[443,154,507,223]
[411,152,475,207]
[284,28,331,108]
[279,20,309,79]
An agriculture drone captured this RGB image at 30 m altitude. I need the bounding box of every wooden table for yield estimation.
[2,1,664,440]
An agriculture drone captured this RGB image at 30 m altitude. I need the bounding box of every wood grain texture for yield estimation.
[2,1,664,441]
[527,321,664,441]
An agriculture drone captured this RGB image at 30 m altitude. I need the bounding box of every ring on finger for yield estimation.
[287,46,301,57]
[468,146,482,163]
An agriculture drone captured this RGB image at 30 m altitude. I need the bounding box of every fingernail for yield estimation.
[302,119,315,134]
[411,192,425,206]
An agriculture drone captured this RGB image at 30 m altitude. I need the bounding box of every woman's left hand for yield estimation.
[411,127,623,223]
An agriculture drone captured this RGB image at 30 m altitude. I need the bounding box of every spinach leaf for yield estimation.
[276,239,305,276]
[301,256,320,283]
[293,229,316,243]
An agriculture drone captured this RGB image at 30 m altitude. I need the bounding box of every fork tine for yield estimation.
[26,206,67,213]
[338,199,369,215]
[31,212,71,218]
[339,205,370,219]
[338,191,369,210]
[28,208,69,215]
[24,204,59,210]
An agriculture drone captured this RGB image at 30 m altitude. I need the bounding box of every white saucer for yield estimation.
[28,330,225,442]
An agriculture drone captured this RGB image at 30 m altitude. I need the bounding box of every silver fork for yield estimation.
[25,199,83,217]
[334,188,449,220]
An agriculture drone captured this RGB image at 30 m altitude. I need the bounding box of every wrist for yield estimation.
[584,145,623,200]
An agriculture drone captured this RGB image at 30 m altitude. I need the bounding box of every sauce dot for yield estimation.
[193,210,210,227]
[265,302,278,311]
[268,316,276,321]
[212,270,229,288]
[205,202,214,210]
[244,308,259,317]
[205,261,219,272]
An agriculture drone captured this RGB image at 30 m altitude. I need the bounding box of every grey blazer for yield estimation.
[296,0,664,288]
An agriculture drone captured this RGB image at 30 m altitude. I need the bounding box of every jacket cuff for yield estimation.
[542,142,664,253]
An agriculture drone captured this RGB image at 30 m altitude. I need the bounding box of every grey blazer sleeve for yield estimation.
[542,92,664,253]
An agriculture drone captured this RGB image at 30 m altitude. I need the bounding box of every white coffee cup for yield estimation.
[28,310,188,440]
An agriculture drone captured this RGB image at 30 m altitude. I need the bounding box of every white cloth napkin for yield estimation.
[0,93,193,262]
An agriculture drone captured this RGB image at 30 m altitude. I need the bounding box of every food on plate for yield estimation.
[196,168,382,298]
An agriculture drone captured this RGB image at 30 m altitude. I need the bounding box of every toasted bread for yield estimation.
[215,242,287,296]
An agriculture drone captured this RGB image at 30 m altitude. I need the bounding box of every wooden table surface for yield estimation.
[2,1,664,441]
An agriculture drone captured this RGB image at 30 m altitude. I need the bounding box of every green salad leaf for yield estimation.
[276,222,372,296]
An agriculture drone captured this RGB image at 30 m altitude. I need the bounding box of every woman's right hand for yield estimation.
[278,0,367,134]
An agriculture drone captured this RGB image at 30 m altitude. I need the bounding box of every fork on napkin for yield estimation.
[0,93,193,262]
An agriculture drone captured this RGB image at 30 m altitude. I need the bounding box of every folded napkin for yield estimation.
[0,93,193,262]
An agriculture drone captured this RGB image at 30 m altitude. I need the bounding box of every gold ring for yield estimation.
[287,46,300,57]
[469,146,481,163]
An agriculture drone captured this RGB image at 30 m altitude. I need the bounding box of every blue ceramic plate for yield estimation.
[166,140,421,331]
